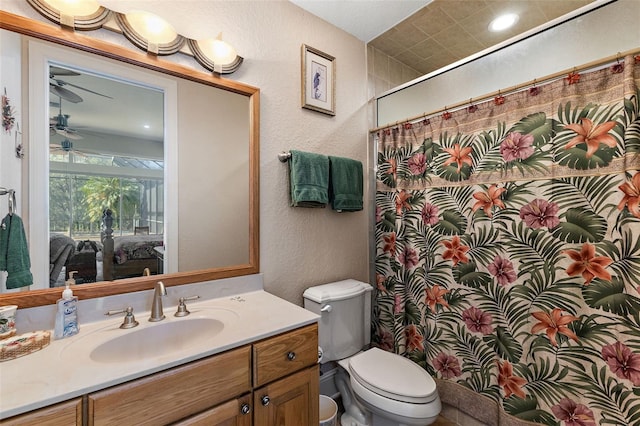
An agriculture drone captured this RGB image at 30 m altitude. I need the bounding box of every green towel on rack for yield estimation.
[0,213,33,289]
[329,156,363,212]
[289,150,329,208]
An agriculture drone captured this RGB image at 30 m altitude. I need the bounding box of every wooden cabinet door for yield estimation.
[87,346,251,426]
[253,365,319,426]
[173,394,252,426]
[0,398,81,426]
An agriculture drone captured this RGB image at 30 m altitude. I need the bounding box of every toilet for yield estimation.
[304,280,441,426]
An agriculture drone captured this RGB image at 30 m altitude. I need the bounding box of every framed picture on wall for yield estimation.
[301,44,335,116]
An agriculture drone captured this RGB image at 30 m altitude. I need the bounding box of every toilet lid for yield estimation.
[348,348,437,404]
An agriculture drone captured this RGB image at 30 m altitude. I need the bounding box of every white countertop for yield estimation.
[0,287,319,419]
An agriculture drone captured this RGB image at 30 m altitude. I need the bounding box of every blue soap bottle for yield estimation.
[54,272,79,339]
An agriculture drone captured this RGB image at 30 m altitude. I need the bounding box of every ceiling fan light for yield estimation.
[124,11,178,45]
[489,13,519,32]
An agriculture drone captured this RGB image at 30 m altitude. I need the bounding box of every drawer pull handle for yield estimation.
[241,403,251,415]
[261,395,270,406]
[287,351,296,361]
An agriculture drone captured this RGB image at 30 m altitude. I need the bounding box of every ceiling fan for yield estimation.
[49,65,113,104]
[50,96,83,140]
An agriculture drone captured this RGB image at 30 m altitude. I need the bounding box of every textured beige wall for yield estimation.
[1,0,370,305]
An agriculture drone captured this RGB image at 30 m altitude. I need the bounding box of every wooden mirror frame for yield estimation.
[0,11,260,308]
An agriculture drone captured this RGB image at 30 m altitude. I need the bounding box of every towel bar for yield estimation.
[0,187,16,217]
[278,152,292,162]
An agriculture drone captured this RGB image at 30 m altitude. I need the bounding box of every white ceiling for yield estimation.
[289,0,432,42]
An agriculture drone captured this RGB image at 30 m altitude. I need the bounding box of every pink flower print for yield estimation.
[432,352,461,379]
[551,398,596,426]
[376,329,395,352]
[462,306,493,335]
[421,203,439,225]
[408,153,427,175]
[519,199,560,229]
[394,294,403,315]
[398,246,419,269]
[375,205,382,222]
[405,324,424,352]
[488,256,517,286]
[601,341,640,386]
[500,132,534,162]
[376,273,387,294]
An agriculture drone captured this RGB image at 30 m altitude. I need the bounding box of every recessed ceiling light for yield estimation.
[489,13,519,32]
[143,124,150,129]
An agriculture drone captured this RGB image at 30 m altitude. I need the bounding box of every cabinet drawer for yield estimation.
[253,323,318,387]
[0,398,81,426]
[173,393,252,426]
[88,345,251,426]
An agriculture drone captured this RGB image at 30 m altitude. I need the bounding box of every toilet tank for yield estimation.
[303,280,373,363]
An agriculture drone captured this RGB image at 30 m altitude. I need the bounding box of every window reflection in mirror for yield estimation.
[47,64,165,286]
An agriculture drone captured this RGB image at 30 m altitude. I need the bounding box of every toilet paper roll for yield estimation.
[318,346,324,363]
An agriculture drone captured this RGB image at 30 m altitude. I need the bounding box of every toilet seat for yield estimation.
[348,348,438,404]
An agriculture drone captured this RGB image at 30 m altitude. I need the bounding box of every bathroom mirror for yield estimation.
[0,11,259,308]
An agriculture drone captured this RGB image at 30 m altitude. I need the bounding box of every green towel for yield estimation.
[290,150,329,208]
[0,213,33,289]
[329,156,363,212]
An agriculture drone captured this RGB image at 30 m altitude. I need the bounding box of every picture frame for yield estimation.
[301,44,335,116]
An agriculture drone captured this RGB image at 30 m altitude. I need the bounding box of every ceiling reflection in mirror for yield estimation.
[48,64,166,286]
[0,10,259,307]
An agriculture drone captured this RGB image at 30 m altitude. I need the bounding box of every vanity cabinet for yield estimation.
[0,398,81,426]
[0,324,318,425]
[85,323,318,426]
[87,346,252,425]
[253,324,320,426]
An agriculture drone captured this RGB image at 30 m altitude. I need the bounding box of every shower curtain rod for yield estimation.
[371,46,640,133]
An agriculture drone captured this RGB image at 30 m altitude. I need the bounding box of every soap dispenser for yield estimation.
[54,271,79,339]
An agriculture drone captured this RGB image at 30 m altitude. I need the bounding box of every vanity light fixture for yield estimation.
[188,34,244,75]
[488,13,519,32]
[115,11,185,55]
[26,1,243,74]
[26,0,110,30]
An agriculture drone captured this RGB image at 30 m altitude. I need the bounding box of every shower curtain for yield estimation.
[374,56,640,425]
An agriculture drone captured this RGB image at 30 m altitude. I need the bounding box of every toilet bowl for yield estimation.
[337,348,441,426]
[303,280,442,426]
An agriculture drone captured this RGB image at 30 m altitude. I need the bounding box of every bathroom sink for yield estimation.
[89,317,224,363]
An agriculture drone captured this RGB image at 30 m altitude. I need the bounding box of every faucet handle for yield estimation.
[174,296,200,317]
[106,306,139,329]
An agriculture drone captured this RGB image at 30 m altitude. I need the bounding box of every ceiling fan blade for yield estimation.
[59,80,113,99]
[50,66,81,77]
[55,128,83,140]
[50,84,83,103]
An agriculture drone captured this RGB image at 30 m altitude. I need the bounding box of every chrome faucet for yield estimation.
[149,281,167,322]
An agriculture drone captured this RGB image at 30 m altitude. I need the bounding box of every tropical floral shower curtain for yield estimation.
[373,55,640,425]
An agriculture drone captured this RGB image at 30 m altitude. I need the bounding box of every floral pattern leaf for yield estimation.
[510,112,559,147]
[555,144,616,169]
[432,209,467,235]
[483,326,523,363]
[502,396,558,423]
[582,278,640,315]
[551,208,608,243]
[453,261,491,288]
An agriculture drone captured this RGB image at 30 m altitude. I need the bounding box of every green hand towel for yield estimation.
[0,214,33,289]
[329,156,363,212]
[290,150,329,208]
